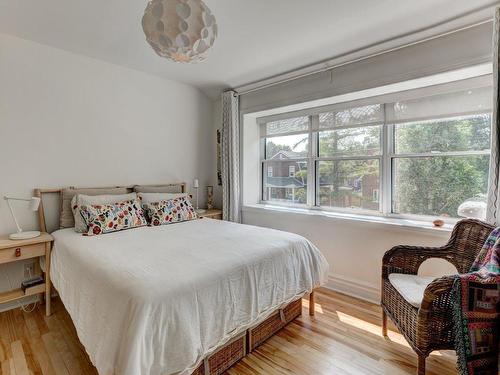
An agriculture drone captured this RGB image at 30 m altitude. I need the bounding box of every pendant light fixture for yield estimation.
[142,0,218,63]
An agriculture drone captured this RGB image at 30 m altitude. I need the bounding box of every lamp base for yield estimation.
[9,231,41,240]
[195,208,206,214]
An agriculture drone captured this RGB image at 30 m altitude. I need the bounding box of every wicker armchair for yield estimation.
[381,219,494,375]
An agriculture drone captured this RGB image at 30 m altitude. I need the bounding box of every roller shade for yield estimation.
[240,22,493,114]
[386,85,492,123]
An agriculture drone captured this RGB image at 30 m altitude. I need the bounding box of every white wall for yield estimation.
[0,33,214,309]
[242,207,454,303]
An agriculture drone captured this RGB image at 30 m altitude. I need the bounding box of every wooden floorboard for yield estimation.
[0,288,458,374]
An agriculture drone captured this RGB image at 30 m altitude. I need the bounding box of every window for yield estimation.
[260,82,492,219]
[262,117,308,204]
[267,166,273,177]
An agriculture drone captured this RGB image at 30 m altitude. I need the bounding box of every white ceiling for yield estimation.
[0,0,498,99]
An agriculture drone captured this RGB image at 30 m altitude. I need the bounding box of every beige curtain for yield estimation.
[487,8,500,225]
[221,91,241,222]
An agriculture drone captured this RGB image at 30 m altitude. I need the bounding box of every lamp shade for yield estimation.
[457,198,487,219]
[193,179,199,188]
[142,0,217,63]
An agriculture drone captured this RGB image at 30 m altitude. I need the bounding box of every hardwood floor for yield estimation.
[0,288,457,375]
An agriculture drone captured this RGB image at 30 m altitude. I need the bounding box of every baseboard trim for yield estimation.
[324,274,380,305]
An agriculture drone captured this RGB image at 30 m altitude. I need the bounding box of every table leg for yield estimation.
[45,242,52,316]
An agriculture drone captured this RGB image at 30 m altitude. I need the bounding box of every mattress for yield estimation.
[50,218,329,375]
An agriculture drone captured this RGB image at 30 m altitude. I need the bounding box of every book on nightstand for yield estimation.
[21,276,44,293]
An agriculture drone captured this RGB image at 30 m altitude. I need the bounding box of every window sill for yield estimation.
[242,204,454,235]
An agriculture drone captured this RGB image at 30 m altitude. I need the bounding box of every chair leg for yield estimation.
[417,355,426,375]
[382,310,388,337]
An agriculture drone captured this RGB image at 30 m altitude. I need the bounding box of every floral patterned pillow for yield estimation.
[143,196,197,226]
[79,198,147,236]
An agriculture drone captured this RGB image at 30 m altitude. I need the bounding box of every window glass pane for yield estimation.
[265,134,308,159]
[394,114,491,154]
[319,125,381,157]
[388,86,492,123]
[319,104,382,128]
[393,155,489,217]
[263,161,307,204]
[265,116,309,136]
[318,160,380,210]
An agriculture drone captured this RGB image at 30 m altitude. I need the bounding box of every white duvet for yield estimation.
[51,219,329,375]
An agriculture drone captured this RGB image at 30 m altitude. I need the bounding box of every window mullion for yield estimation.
[308,115,318,207]
[260,138,266,202]
[382,104,393,215]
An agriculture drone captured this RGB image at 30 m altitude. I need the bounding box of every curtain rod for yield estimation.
[235,10,495,97]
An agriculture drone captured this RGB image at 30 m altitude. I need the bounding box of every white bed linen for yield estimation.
[51,219,329,375]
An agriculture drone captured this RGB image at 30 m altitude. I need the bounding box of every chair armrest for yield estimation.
[420,276,455,309]
[416,275,456,350]
[382,244,453,278]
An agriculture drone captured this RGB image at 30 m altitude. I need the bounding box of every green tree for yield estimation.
[394,115,490,217]
[318,126,380,209]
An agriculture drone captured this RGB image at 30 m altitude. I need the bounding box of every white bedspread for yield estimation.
[51,219,329,375]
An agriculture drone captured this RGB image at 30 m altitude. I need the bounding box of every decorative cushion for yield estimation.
[137,192,191,205]
[71,193,138,233]
[60,187,130,229]
[143,196,197,226]
[134,185,183,193]
[388,273,436,308]
[79,198,147,236]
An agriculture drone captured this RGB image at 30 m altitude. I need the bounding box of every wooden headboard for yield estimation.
[34,183,186,233]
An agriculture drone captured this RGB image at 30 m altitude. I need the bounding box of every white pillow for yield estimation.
[137,192,190,205]
[71,192,138,232]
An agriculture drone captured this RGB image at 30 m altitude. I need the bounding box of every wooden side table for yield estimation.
[0,233,53,316]
[198,209,223,220]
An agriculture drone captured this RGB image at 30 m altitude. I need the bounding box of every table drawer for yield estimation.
[0,243,46,265]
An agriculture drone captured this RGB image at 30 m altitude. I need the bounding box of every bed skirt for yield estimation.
[191,298,303,375]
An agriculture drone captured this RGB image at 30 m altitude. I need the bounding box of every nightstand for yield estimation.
[198,209,223,220]
[0,233,53,316]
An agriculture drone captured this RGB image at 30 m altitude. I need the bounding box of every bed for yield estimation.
[35,183,329,375]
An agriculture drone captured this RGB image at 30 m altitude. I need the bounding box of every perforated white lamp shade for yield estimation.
[142,0,217,63]
[457,199,487,220]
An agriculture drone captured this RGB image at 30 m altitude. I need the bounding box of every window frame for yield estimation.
[258,77,492,221]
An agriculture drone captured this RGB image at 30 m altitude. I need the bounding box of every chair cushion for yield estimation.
[388,273,436,308]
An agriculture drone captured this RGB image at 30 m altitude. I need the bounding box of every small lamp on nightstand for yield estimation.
[3,196,41,240]
[192,179,206,214]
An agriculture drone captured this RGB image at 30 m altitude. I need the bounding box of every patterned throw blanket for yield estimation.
[453,227,500,374]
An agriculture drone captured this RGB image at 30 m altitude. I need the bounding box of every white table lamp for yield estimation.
[4,196,41,240]
[457,198,487,220]
[193,179,205,214]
